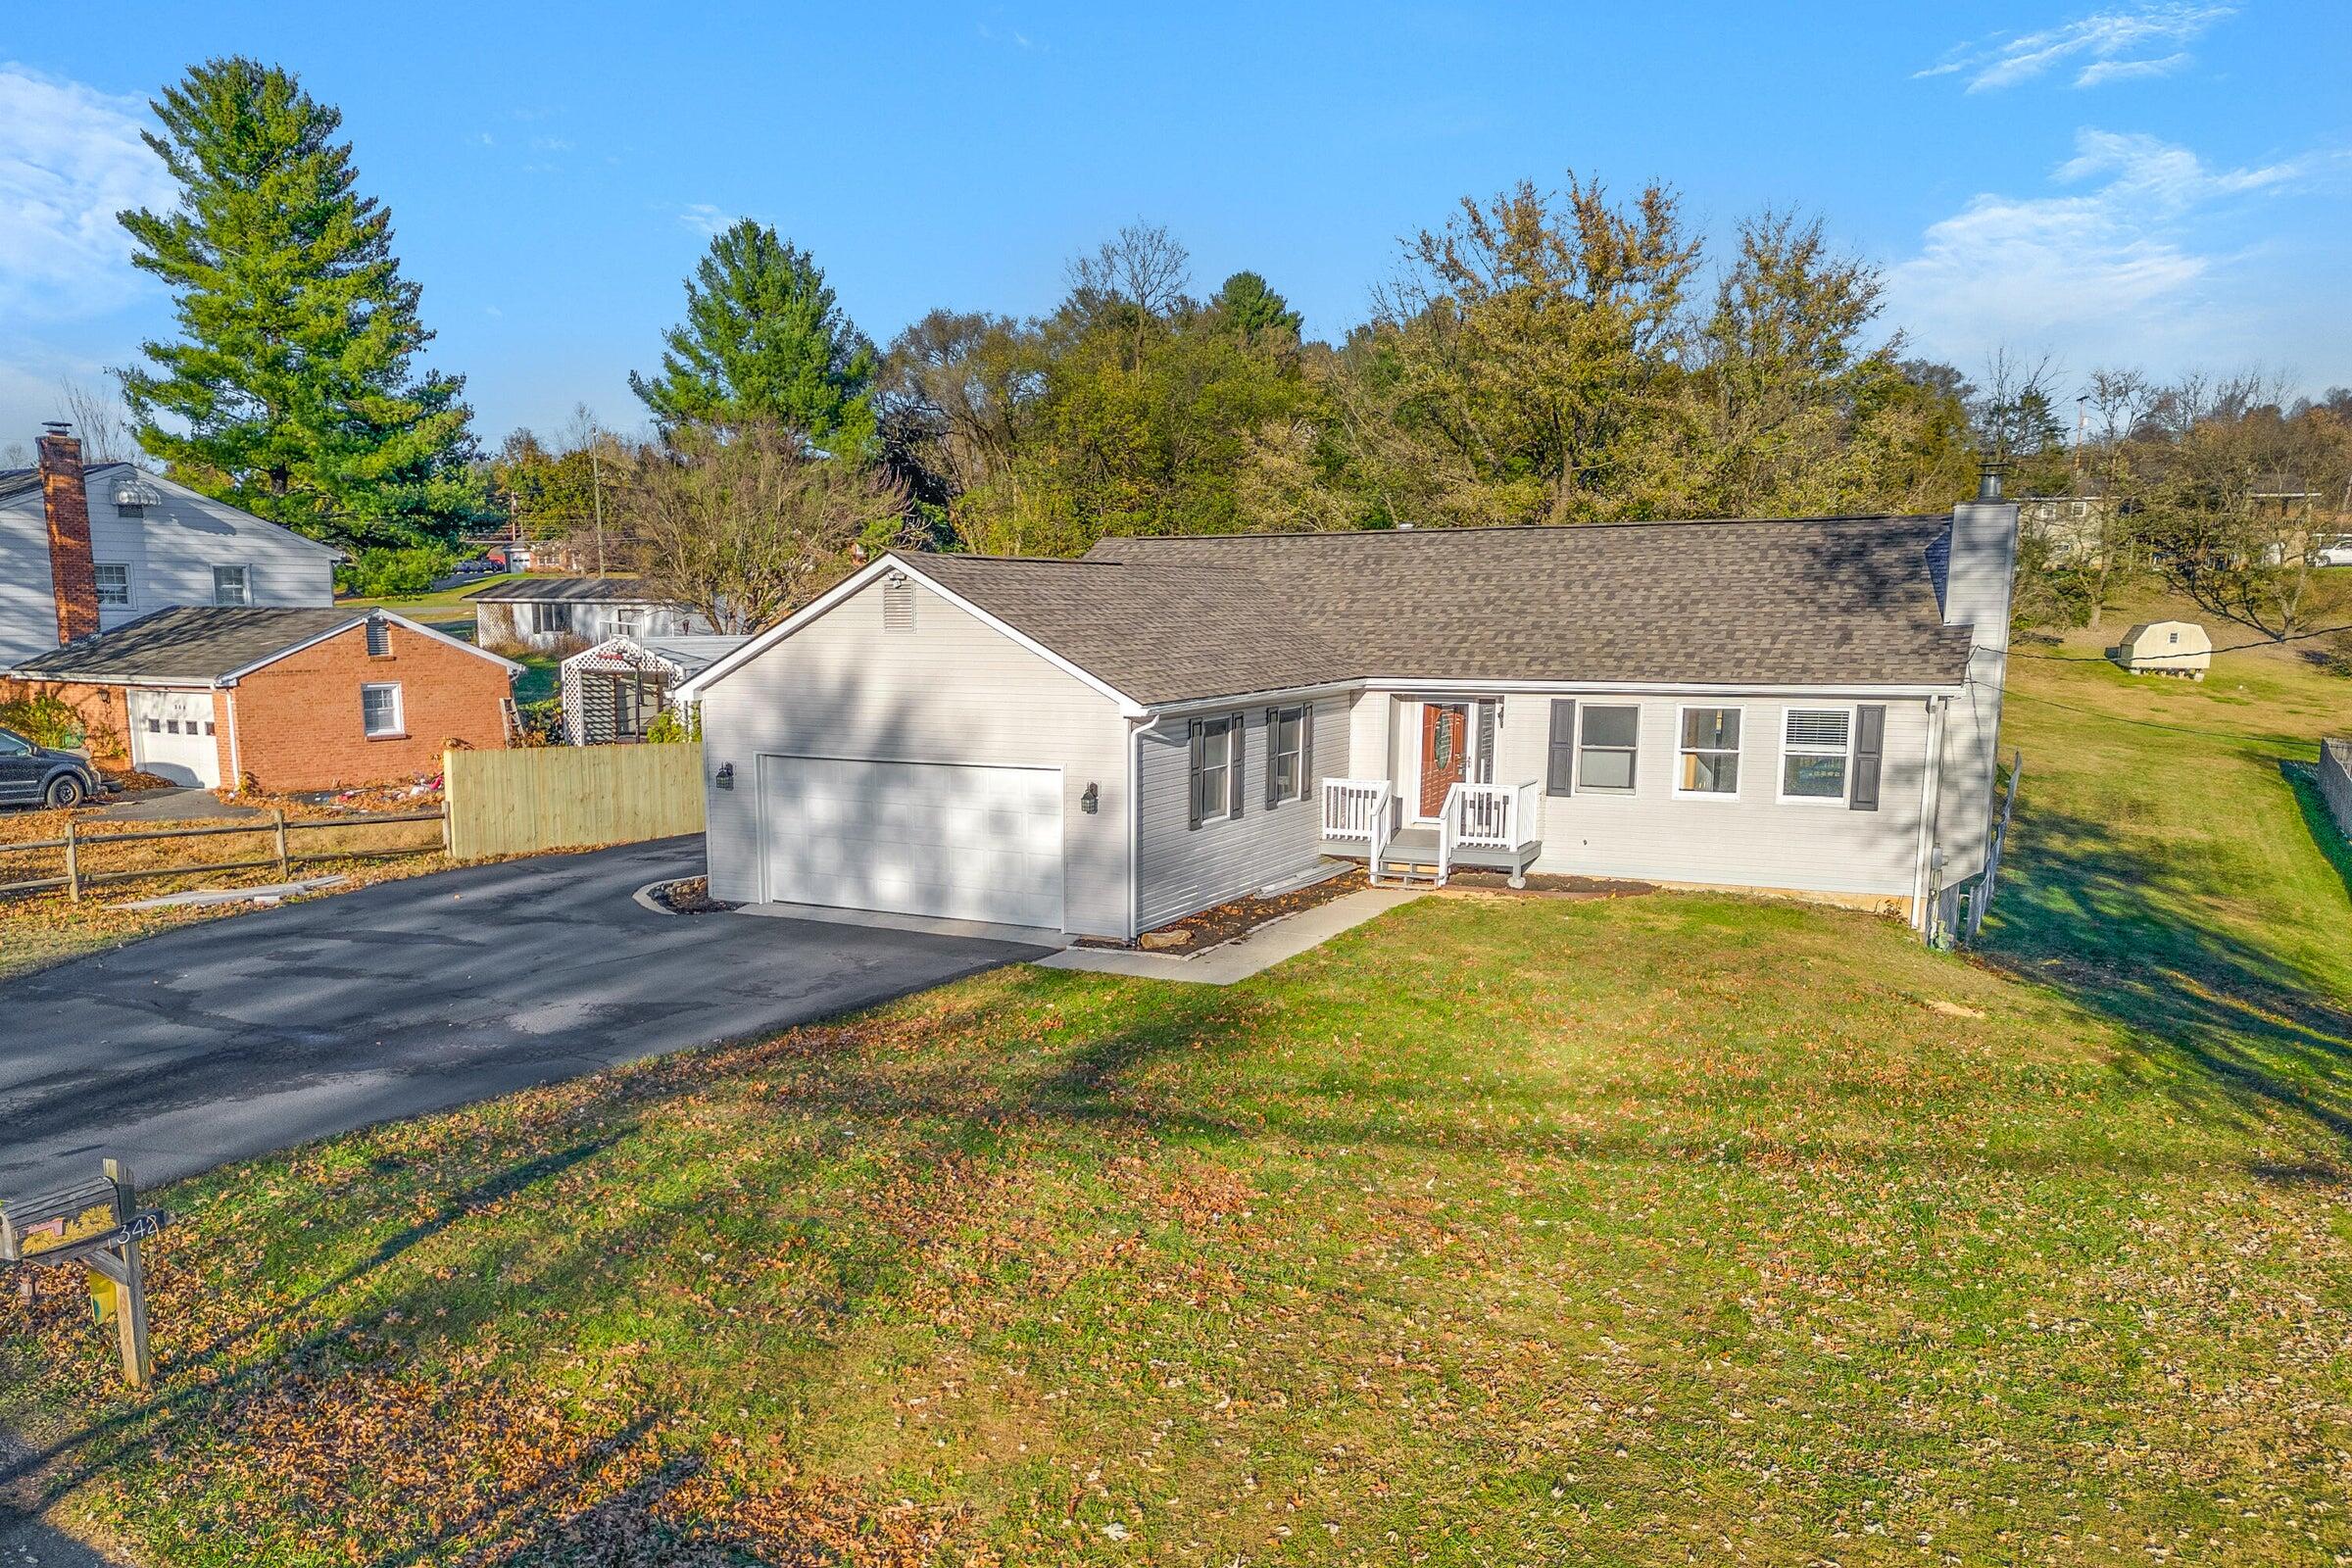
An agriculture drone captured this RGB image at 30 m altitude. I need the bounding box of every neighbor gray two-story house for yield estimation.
[0,429,339,667]
[676,488,2018,945]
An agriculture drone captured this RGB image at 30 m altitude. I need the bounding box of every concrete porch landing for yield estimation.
[1035,887,1424,986]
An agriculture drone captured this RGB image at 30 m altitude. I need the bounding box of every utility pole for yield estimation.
[590,444,608,577]
[2073,394,2088,491]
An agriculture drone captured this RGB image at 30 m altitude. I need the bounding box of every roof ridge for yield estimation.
[1096,514,1948,544]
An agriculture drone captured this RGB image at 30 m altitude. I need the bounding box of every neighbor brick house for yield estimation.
[7,608,519,792]
[3,426,517,791]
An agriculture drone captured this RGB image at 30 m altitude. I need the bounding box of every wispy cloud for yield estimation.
[0,63,175,322]
[1917,4,2232,92]
[1886,127,2322,367]
[676,203,730,236]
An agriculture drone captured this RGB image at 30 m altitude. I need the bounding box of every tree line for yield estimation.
[90,58,2352,643]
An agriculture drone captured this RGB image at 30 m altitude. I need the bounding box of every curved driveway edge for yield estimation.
[0,837,1047,1202]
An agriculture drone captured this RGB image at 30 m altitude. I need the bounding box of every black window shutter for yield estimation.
[1546,699,1577,796]
[1187,720,1204,830]
[1301,704,1314,802]
[1851,704,1886,810]
[1229,711,1246,819]
[1476,700,1496,784]
[1265,707,1281,809]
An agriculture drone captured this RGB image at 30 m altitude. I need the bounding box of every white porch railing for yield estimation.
[1445,780,1541,851]
[1322,778,1395,884]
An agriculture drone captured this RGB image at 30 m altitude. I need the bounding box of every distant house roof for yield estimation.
[0,461,133,503]
[560,633,749,680]
[6,606,518,686]
[470,576,680,606]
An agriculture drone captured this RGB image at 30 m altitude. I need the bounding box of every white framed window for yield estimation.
[1576,704,1640,794]
[1675,706,1741,797]
[531,601,571,635]
[361,682,405,738]
[1189,712,1238,826]
[1268,705,1306,805]
[94,563,131,607]
[1778,707,1853,803]
[213,564,249,606]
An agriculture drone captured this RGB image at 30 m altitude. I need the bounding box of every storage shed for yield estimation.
[2114,620,2212,679]
[560,634,746,745]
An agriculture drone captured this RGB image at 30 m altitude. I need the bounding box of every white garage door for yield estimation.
[759,757,1065,929]
[128,688,220,787]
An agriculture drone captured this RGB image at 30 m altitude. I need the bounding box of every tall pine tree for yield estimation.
[119,58,484,549]
[630,220,877,453]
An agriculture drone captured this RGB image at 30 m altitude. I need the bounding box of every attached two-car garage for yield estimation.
[756,757,1066,931]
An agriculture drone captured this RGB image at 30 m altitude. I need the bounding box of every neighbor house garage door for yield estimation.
[128,688,220,787]
[758,757,1064,929]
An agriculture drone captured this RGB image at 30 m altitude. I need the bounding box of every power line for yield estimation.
[2011,619,2352,663]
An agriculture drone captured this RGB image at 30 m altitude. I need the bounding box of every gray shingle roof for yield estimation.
[905,554,1347,706]
[470,576,677,605]
[912,515,1972,702]
[6,607,372,684]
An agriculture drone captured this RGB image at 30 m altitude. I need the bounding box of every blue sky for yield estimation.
[3,2,2347,453]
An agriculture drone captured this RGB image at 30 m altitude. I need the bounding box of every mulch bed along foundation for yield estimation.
[1082,868,1365,953]
[654,875,737,914]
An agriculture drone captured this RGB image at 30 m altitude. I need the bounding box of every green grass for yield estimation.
[5,590,2350,1566]
[334,573,521,625]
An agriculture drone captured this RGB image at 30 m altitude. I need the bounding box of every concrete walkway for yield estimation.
[1037,887,1423,985]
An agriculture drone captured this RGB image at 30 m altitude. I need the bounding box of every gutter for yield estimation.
[1912,694,1947,935]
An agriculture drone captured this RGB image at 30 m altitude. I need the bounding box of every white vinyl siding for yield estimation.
[695,572,1130,938]
[1135,696,1344,932]
[479,597,717,652]
[1435,692,1933,900]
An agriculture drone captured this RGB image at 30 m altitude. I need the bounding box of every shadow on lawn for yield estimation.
[1983,792,2352,1159]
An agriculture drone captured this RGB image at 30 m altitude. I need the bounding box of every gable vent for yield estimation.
[883,573,914,634]
[366,614,391,657]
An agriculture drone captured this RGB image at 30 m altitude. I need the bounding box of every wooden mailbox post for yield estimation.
[0,1159,165,1388]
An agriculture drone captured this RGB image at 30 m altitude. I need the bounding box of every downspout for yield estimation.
[1126,712,1173,944]
[223,683,243,794]
[1912,695,1947,938]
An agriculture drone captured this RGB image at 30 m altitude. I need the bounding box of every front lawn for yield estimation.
[4,590,2349,1565]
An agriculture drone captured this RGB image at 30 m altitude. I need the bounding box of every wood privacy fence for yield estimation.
[2320,738,2352,841]
[443,743,705,860]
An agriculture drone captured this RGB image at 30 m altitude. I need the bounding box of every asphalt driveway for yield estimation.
[0,837,1048,1202]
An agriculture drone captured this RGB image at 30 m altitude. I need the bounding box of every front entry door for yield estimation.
[1418,703,1470,818]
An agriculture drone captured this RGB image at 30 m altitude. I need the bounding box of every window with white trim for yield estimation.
[1779,708,1852,801]
[1192,713,1235,824]
[361,682,404,738]
[1576,705,1640,793]
[1269,705,1306,804]
[531,601,571,635]
[213,564,249,606]
[94,563,130,607]
[1677,707,1740,795]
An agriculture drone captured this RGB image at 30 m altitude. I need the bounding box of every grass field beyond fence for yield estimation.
[444,742,704,859]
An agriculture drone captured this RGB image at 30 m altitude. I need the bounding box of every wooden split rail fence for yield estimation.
[0,808,446,903]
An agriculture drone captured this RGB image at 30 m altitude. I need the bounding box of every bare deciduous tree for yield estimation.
[625,421,907,633]
[56,377,137,466]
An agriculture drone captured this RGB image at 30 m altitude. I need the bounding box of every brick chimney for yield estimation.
[36,423,100,645]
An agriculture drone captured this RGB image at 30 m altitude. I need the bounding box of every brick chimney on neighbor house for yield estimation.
[36,422,100,645]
